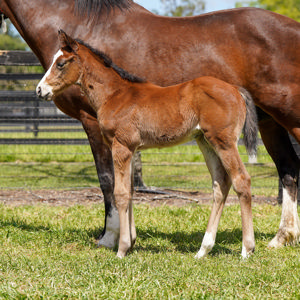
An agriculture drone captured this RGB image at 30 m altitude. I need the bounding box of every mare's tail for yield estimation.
[238,87,258,158]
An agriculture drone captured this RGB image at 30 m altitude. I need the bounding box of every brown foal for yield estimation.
[37,31,256,258]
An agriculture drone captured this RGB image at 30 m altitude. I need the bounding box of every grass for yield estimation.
[142,145,278,195]
[0,142,279,195]
[0,127,86,141]
[0,203,299,299]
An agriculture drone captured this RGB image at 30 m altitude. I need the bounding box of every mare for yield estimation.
[1,0,300,249]
[37,31,257,258]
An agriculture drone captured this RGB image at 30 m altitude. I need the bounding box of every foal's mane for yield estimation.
[76,39,145,83]
[75,0,132,18]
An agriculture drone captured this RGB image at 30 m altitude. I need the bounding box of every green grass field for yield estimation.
[0,142,279,196]
[0,203,299,299]
[0,130,296,299]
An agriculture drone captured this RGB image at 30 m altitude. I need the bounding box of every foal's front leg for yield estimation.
[112,141,135,258]
[80,115,119,249]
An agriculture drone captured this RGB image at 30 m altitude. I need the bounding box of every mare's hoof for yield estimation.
[96,232,119,249]
[268,229,300,249]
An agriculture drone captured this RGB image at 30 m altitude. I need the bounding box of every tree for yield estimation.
[236,0,300,22]
[0,20,27,50]
[161,0,205,17]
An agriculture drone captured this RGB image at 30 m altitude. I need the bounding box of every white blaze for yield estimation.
[36,50,64,99]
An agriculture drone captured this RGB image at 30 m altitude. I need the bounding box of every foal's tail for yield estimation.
[238,87,258,157]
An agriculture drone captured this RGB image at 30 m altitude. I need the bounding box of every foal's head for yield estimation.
[37,30,144,101]
[36,30,83,100]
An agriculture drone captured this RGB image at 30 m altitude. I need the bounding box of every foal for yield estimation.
[37,30,256,259]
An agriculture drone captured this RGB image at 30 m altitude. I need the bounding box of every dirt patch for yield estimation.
[0,187,278,207]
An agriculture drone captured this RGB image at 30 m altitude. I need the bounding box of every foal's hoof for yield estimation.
[241,241,255,259]
[116,251,127,259]
[241,247,255,259]
[194,249,209,259]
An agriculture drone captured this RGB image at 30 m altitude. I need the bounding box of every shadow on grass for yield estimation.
[0,218,101,247]
[133,228,275,256]
[0,218,52,233]
[1,217,275,257]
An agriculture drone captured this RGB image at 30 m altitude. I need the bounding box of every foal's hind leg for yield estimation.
[217,145,255,258]
[195,134,232,258]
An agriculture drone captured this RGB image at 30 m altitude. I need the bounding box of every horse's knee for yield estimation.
[114,194,130,214]
[232,172,251,200]
[212,176,231,201]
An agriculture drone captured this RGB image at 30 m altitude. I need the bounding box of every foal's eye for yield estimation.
[57,61,66,69]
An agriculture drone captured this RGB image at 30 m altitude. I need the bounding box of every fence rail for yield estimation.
[0,50,41,66]
[0,50,86,143]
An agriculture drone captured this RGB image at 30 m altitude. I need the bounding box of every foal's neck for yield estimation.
[79,53,128,112]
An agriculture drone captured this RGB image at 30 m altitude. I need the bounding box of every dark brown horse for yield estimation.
[37,31,256,258]
[1,0,300,250]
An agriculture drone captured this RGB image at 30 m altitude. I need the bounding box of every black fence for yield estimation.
[0,50,88,145]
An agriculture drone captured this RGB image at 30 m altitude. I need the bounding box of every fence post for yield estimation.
[33,96,40,137]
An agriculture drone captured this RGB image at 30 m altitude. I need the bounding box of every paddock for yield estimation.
[0,51,299,299]
[0,193,298,299]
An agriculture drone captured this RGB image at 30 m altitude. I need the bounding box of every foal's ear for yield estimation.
[58,29,79,53]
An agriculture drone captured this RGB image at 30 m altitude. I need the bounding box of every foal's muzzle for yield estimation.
[36,85,52,101]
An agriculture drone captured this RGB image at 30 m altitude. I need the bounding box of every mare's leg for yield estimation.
[111,140,135,258]
[81,116,119,248]
[133,151,146,188]
[215,142,255,258]
[258,114,300,247]
[195,134,232,258]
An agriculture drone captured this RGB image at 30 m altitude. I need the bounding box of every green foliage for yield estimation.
[0,20,27,50]
[0,34,27,50]
[236,0,300,21]
[161,0,205,16]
